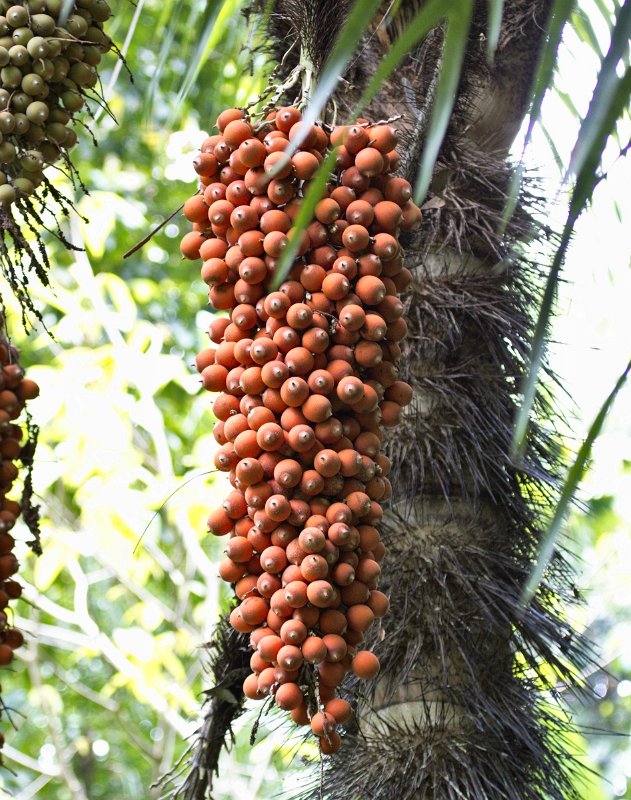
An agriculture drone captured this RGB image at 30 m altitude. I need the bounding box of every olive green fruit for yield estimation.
[8,43,28,64]
[13,112,29,133]
[0,36,11,50]
[26,35,50,59]
[85,25,105,44]
[27,0,48,12]
[0,183,16,205]
[0,19,10,37]
[23,122,44,144]
[21,73,44,95]
[46,38,61,57]
[83,45,102,66]
[33,58,54,80]
[13,176,34,195]
[52,56,69,80]
[11,91,30,111]
[0,46,8,67]
[75,9,92,26]
[91,0,111,22]
[45,121,66,142]
[20,150,43,172]
[39,141,58,162]
[65,44,85,61]
[0,111,14,133]
[0,64,21,87]
[44,0,62,12]
[0,170,6,184]
[69,62,95,87]
[26,100,49,124]
[48,107,69,124]
[64,128,77,148]
[61,90,83,111]
[11,27,33,46]
[0,88,8,109]
[30,14,55,36]
[6,6,29,28]
[66,15,88,37]
[0,141,16,162]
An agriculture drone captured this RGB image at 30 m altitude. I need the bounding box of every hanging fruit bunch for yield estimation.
[180,105,420,754]
[0,330,39,759]
[0,0,113,318]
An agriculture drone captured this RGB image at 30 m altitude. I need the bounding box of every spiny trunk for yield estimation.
[173,3,591,798]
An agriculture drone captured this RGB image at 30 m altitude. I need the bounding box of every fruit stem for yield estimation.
[299,46,315,109]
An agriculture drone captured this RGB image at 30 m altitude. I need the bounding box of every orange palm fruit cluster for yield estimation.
[180,105,419,753]
[0,335,38,755]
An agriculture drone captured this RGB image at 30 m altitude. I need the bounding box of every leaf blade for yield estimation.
[500,0,576,231]
[566,0,631,181]
[414,2,474,204]
[521,357,631,606]
[351,0,451,117]
[269,148,339,290]
[512,66,631,456]
[288,0,385,151]
[486,0,505,62]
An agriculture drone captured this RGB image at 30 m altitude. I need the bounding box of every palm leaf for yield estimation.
[486,0,505,62]
[269,148,339,291]
[171,0,245,117]
[413,2,474,204]
[501,0,577,231]
[351,0,458,117]
[512,7,631,455]
[521,357,631,605]
[58,0,75,25]
[286,0,385,151]
[566,0,631,183]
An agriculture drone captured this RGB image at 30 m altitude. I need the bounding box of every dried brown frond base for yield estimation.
[156,614,250,800]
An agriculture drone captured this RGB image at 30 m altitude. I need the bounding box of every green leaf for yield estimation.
[557,89,582,120]
[100,0,147,112]
[171,0,243,117]
[511,224,571,455]
[567,0,631,182]
[500,0,576,231]
[145,1,186,120]
[571,8,605,57]
[521,357,631,605]
[414,2,474,204]
[58,0,75,25]
[512,51,631,455]
[291,0,385,149]
[524,0,578,150]
[486,0,505,62]
[540,123,565,172]
[269,148,339,290]
[351,0,452,117]
[569,66,631,215]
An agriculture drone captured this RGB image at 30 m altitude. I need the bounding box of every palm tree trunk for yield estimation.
[172,3,592,798]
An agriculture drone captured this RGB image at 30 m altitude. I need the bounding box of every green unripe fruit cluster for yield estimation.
[0,0,112,212]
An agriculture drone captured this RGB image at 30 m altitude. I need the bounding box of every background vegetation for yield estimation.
[0,0,628,798]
